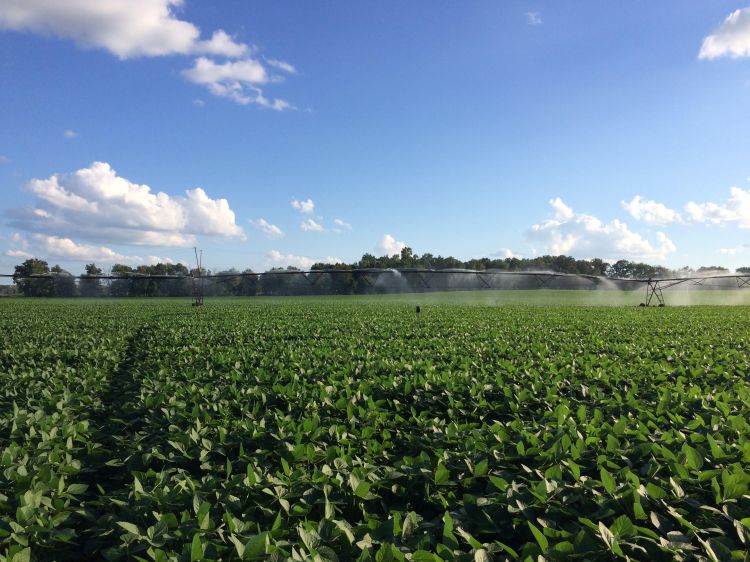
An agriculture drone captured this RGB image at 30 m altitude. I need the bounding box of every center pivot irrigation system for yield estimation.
[638,274,750,306]
[4,260,750,306]
[192,247,204,307]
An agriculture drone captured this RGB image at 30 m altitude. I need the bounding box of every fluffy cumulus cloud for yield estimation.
[699,7,750,59]
[549,197,574,221]
[491,248,522,259]
[6,161,244,247]
[291,198,315,214]
[0,0,245,58]
[621,196,682,226]
[0,0,294,108]
[625,186,750,229]
[684,187,750,227]
[5,232,171,264]
[266,250,341,270]
[300,218,324,232]
[527,198,676,261]
[36,234,131,262]
[250,218,284,239]
[376,234,407,257]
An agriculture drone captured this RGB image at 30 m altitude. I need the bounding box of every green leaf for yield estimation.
[299,526,321,552]
[600,468,616,494]
[553,541,575,553]
[334,520,355,544]
[117,521,140,535]
[197,501,211,530]
[488,476,508,491]
[435,462,450,485]
[66,483,88,495]
[646,482,666,500]
[567,460,581,481]
[244,533,267,559]
[190,534,203,562]
[442,512,459,550]
[354,481,372,499]
[11,548,31,562]
[474,459,489,477]
[229,535,245,558]
[528,521,548,552]
[611,515,634,538]
[682,444,703,471]
[721,469,749,501]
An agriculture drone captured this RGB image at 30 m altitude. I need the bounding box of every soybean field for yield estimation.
[1,298,749,561]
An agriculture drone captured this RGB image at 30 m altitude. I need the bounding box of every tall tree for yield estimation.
[80,263,104,297]
[13,259,52,297]
[109,264,134,297]
[51,265,76,297]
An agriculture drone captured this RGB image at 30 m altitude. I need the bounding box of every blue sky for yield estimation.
[1,1,750,274]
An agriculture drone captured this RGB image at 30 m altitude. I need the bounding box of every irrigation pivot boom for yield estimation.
[3,268,750,305]
[640,274,750,306]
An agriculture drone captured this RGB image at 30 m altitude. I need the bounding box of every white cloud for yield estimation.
[621,195,682,226]
[5,233,172,264]
[0,1,294,109]
[198,29,248,58]
[0,155,10,164]
[37,234,130,262]
[193,98,205,107]
[525,12,542,26]
[492,248,522,259]
[720,247,738,255]
[266,250,341,270]
[63,129,78,139]
[291,198,315,214]
[250,218,284,239]
[623,186,750,229]
[142,255,175,265]
[266,57,297,74]
[0,0,247,59]
[5,249,31,258]
[7,161,244,247]
[376,234,406,256]
[183,56,266,85]
[527,198,676,261]
[300,218,324,232]
[699,7,750,59]
[332,218,352,233]
[182,57,293,109]
[549,197,574,220]
[684,186,750,227]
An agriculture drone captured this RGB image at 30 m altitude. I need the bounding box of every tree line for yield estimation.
[5,251,746,298]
